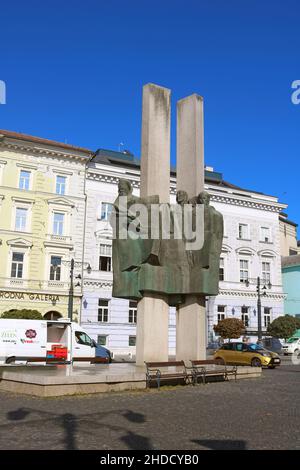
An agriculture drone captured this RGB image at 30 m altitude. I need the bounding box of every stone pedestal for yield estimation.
[136,294,169,365]
[176,296,206,362]
[136,83,171,366]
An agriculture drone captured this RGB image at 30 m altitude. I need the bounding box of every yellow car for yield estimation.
[213,342,281,369]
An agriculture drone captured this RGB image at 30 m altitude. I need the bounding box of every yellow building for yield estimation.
[0,130,91,319]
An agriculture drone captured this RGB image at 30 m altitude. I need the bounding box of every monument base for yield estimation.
[135,294,169,366]
[176,295,206,362]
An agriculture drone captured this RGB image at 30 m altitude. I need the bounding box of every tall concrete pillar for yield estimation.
[136,83,171,366]
[176,296,206,363]
[176,94,206,361]
[177,94,204,199]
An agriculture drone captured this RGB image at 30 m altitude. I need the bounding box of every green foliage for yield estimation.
[213,318,245,341]
[267,315,300,341]
[1,309,43,320]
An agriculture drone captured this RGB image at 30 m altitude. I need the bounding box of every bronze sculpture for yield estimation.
[111,179,223,306]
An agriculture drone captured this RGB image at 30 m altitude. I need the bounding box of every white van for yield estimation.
[0,319,110,365]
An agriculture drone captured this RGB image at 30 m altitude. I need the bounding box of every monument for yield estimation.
[111,84,223,365]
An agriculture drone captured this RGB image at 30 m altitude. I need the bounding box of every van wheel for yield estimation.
[5,357,15,365]
[251,357,262,367]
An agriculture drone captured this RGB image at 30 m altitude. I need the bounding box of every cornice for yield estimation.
[87,170,284,212]
[83,280,113,289]
[219,289,285,300]
[0,141,90,163]
[210,193,284,213]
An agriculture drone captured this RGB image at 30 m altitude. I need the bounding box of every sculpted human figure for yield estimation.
[111,179,159,299]
[189,190,224,295]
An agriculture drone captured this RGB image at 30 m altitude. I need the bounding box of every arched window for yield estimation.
[44,311,62,321]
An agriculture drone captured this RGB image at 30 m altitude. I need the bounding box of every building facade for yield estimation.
[0,130,91,320]
[282,255,300,317]
[279,213,299,256]
[81,149,286,354]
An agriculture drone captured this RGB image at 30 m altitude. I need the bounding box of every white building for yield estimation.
[81,149,286,354]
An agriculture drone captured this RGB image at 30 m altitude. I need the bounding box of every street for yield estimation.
[0,357,299,450]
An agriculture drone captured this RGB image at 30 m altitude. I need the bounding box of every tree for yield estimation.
[1,309,43,320]
[213,318,245,342]
[267,315,300,341]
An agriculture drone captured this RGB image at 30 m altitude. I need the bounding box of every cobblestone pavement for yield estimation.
[0,359,299,450]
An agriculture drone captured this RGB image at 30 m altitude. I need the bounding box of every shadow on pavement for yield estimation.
[192,439,247,450]
[5,406,151,450]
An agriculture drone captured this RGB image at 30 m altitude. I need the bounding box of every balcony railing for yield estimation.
[46,234,73,244]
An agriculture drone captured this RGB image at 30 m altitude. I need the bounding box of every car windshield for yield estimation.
[247,343,265,351]
[287,338,298,343]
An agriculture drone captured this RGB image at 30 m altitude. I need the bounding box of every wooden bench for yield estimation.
[190,359,237,385]
[145,361,193,389]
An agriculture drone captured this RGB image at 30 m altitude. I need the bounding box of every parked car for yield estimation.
[93,341,112,363]
[262,337,283,355]
[282,336,300,355]
[206,341,220,355]
[213,342,281,369]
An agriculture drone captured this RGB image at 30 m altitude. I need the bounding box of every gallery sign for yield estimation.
[0,292,60,302]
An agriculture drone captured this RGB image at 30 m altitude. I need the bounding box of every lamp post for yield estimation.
[52,259,92,322]
[245,276,272,341]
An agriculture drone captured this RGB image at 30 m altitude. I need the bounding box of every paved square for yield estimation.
[0,359,299,450]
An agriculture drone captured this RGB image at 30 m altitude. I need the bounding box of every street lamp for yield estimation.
[245,276,272,341]
[52,259,92,322]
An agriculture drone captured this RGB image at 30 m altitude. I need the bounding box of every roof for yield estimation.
[92,148,272,196]
[282,255,300,268]
[0,129,92,155]
[279,215,298,227]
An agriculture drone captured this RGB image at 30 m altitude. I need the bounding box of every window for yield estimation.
[98,299,109,322]
[75,331,93,346]
[15,208,27,231]
[240,259,249,283]
[99,244,112,271]
[261,227,271,243]
[53,212,64,235]
[11,252,24,278]
[129,300,137,324]
[56,176,66,195]
[238,223,249,240]
[217,305,225,322]
[241,306,249,327]
[97,335,107,346]
[50,256,62,281]
[221,343,234,351]
[289,249,298,256]
[99,256,112,271]
[262,261,271,284]
[264,307,271,328]
[19,170,30,190]
[129,336,136,347]
[100,202,113,221]
[219,257,224,281]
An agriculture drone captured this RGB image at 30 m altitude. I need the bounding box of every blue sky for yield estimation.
[0,0,299,226]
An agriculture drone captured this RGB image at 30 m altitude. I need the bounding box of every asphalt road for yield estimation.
[0,357,299,450]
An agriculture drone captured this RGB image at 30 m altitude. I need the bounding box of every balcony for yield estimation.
[44,234,73,249]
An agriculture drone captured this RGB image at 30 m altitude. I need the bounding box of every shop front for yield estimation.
[0,290,81,321]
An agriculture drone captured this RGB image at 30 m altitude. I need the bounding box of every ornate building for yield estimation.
[82,149,286,354]
[0,130,91,319]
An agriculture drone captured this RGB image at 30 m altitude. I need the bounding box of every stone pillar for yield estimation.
[176,94,206,361]
[177,94,204,199]
[176,296,206,363]
[136,83,171,366]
